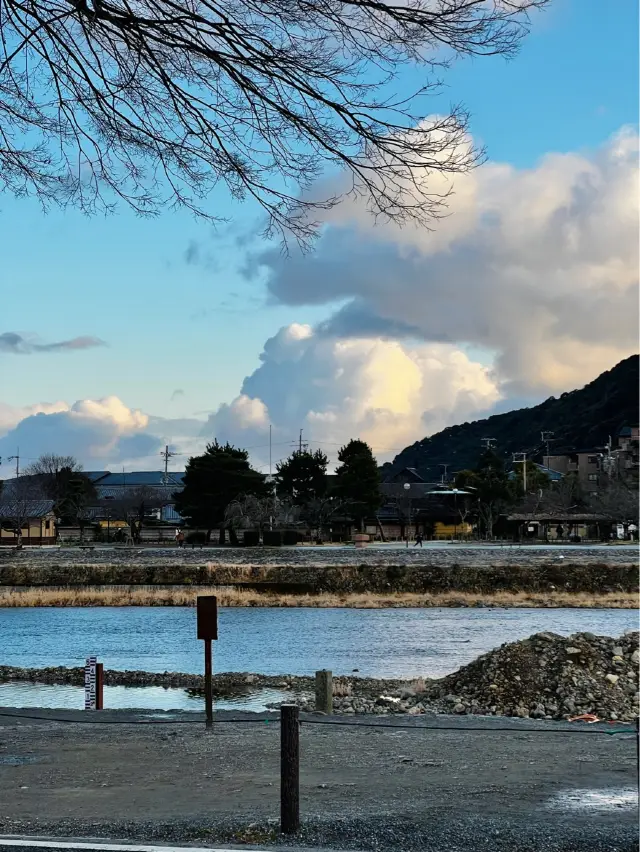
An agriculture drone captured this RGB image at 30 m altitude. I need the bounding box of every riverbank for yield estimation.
[2,710,635,852]
[1,547,637,603]
[3,630,638,721]
[0,585,636,608]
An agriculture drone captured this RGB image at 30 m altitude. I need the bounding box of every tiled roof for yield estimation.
[0,499,55,519]
[95,471,185,488]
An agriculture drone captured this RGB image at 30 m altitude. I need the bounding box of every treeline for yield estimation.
[173,438,383,543]
[453,449,638,538]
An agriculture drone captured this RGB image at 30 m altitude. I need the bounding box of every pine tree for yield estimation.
[275,449,328,505]
[335,439,382,531]
[174,441,266,540]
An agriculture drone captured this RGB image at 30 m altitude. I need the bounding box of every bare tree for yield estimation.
[1,0,547,241]
[25,453,81,477]
[0,475,47,547]
[590,481,639,529]
[24,453,83,502]
[300,495,345,542]
[225,493,296,539]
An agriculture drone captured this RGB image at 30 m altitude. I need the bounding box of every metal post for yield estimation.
[635,717,639,782]
[315,670,333,714]
[96,663,104,710]
[280,705,300,834]
[204,638,213,729]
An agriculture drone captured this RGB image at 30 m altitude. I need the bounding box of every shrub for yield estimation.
[243,530,260,547]
[282,529,300,546]
[186,531,207,545]
[263,530,282,547]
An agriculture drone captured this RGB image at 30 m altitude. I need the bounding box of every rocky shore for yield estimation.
[3,630,637,721]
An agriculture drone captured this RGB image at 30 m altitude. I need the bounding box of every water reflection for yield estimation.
[0,680,296,712]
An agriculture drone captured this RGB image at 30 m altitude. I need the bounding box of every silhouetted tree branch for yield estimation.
[1,0,547,241]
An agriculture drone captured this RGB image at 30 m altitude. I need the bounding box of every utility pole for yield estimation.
[6,448,20,479]
[160,445,177,485]
[541,431,554,470]
[513,452,527,494]
[299,429,303,453]
[481,437,496,452]
[439,463,449,484]
[269,425,272,476]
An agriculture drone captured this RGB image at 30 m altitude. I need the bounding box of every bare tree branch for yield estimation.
[0,0,548,241]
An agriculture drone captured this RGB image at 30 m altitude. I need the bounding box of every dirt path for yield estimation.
[0,710,637,851]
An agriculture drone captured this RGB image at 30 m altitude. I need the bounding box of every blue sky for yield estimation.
[0,0,638,471]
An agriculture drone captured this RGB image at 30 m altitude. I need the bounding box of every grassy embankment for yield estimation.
[0,585,635,608]
[0,561,637,607]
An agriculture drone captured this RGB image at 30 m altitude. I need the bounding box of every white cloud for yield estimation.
[205,325,500,466]
[0,396,163,471]
[246,126,639,398]
[0,401,69,436]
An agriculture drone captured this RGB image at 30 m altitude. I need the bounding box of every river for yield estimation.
[1,605,638,712]
[0,607,636,710]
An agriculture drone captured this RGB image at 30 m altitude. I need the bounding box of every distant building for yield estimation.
[546,449,606,497]
[0,499,56,545]
[87,470,185,522]
[547,426,639,496]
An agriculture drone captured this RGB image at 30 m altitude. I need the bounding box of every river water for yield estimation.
[0,607,636,710]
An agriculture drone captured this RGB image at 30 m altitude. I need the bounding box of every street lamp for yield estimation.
[403,483,411,549]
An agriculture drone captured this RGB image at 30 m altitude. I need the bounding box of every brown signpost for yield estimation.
[197,596,218,728]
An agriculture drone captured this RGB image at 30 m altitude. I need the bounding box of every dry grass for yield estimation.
[0,585,636,609]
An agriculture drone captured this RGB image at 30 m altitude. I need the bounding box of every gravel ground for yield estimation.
[0,709,637,851]
[0,543,635,569]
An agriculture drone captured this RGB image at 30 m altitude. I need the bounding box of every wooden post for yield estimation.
[280,704,300,835]
[204,639,213,729]
[96,663,104,710]
[197,595,218,730]
[315,669,333,714]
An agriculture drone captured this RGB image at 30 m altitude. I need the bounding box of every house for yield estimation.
[546,449,606,497]
[610,426,639,483]
[0,499,57,545]
[88,470,185,522]
[505,512,612,542]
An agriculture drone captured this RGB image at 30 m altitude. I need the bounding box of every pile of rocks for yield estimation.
[289,631,640,721]
[411,630,639,721]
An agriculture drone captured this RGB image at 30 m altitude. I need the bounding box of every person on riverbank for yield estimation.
[177,530,185,548]
[414,532,423,547]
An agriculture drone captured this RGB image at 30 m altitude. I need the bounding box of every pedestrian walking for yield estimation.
[414,532,423,547]
[177,530,185,548]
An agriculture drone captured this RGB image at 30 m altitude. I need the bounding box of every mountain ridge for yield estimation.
[382,355,639,479]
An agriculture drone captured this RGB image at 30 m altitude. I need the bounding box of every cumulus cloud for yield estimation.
[246,127,639,398]
[204,324,500,466]
[0,332,106,354]
[0,396,163,469]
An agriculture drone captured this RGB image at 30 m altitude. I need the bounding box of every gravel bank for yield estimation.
[0,710,636,852]
[3,631,638,721]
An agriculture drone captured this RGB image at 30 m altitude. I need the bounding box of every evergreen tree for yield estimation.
[334,439,382,531]
[275,449,328,505]
[174,441,266,540]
